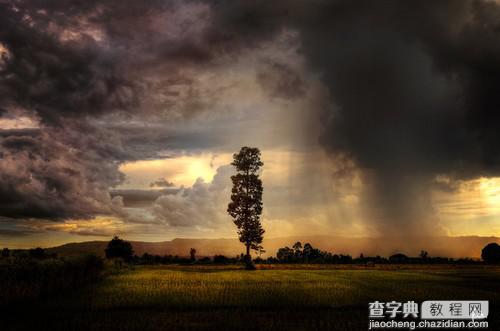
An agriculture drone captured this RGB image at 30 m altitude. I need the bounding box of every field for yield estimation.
[2,264,500,330]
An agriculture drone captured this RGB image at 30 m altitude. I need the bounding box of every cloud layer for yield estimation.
[207,0,500,235]
[2,1,500,242]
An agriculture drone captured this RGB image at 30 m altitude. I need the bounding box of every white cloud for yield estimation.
[151,165,233,231]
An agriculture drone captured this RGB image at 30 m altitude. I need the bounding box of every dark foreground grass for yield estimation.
[2,264,500,331]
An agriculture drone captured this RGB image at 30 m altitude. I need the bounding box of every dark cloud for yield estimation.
[0,125,124,219]
[0,3,136,124]
[0,228,39,237]
[205,0,500,235]
[111,189,178,208]
[256,60,305,99]
[297,1,500,234]
[0,0,224,128]
[3,0,500,238]
[110,123,225,158]
[150,178,175,188]
[0,0,218,221]
[2,135,40,151]
[0,128,39,138]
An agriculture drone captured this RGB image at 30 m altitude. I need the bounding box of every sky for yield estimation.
[1,0,500,248]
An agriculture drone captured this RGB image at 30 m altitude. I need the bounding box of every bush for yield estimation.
[105,236,134,262]
[276,242,352,264]
[389,253,409,263]
[197,257,212,264]
[213,255,230,264]
[481,243,500,264]
[0,254,104,305]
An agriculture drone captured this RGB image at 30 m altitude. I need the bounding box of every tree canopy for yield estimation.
[227,147,265,269]
[105,236,134,262]
[481,243,500,264]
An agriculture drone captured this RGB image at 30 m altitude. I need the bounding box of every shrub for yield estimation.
[105,236,134,262]
[481,243,500,264]
[389,253,409,263]
[0,254,104,305]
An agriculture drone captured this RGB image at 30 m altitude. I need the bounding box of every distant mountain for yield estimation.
[45,235,500,259]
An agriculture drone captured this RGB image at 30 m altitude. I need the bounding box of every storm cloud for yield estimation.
[0,0,218,220]
[205,0,500,235]
[0,125,124,219]
[2,0,500,239]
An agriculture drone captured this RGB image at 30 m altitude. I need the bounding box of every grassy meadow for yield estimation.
[2,264,500,330]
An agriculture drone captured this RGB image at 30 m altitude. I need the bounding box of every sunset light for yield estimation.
[1,2,500,330]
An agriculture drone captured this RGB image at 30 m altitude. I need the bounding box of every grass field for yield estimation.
[3,264,500,330]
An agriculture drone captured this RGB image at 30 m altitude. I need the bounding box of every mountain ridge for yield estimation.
[44,235,500,258]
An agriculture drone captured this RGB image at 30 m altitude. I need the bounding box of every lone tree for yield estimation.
[105,236,134,262]
[227,146,265,269]
[481,243,500,264]
[190,248,197,262]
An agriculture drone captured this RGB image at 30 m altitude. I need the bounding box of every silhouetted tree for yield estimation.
[227,146,264,270]
[481,243,500,264]
[275,242,351,264]
[105,236,134,262]
[213,255,233,264]
[419,250,429,260]
[190,248,197,262]
[277,246,294,263]
[293,242,302,260]
[389,253,409,263]
[141,253,154,264]
[302,243,322,262]
[198,257,211,264]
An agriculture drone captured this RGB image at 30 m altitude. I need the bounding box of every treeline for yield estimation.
[273,242,352,264]
[128,242,480,265]
[0,251,103,305]
[1,247,57,259]
[263,243,478,265]
[134,253,244,265]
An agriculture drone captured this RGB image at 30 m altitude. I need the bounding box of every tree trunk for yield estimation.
[245,243,255,270]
